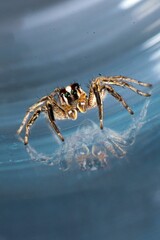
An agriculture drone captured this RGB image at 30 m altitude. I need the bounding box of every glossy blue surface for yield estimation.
[0,0,160,239]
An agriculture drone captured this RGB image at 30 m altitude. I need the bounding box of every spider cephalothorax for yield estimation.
[58,83,88,112]
[17,75,152,144]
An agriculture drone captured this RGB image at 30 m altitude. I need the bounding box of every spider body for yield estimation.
[17,75,152,145]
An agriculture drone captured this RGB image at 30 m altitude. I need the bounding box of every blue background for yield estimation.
[0,0,160,239]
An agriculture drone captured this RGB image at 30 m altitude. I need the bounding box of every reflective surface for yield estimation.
[0,0,160,239]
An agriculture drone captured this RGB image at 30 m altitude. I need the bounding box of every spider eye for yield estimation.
[71,90,77,95]
[71,83,80,97]
[64,92,70,98]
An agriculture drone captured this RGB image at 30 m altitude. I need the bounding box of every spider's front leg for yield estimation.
[24,107,42,145]
[46,101,65,142]
[93,75,152,117]
[45,99,78,142]
[17,95,49,135]
[88,78,135,130]
[88,81,104,129]
[101,84,134,115]
[95,75,152,96]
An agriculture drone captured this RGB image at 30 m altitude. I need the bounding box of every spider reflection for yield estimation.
[75,144,108,171]
[25,124,126,171]
[22,98,150,171]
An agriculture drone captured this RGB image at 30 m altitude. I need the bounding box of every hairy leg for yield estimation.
[17,96,49,135]
[46,102,65,142]
[107,75,152,87]
[88,82,104,129]
[94,75,152,87]
[102,85,134,115]
[100,78,151,97]
[24,107,42,145]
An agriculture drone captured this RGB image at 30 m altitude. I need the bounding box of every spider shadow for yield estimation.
[23,98,151,171]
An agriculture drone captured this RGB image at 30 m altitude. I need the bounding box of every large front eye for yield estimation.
[64,92,70,98]
[71,90,77,95]
[71,83,80,97]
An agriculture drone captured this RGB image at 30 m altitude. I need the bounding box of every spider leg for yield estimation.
[102,85,134,115]
[102,79,151,97]
[109,75,152,87]
[17,96,49,135]
[90,82,104,129]
[24,107,42,145]
[95,76,152,96]
[96,75,152,87]
[111,81,151,97]
[46,102,65,142]
[88,87,97,108]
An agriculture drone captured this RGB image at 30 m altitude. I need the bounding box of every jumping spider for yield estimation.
[17,75,152,145]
